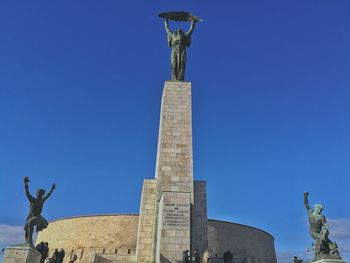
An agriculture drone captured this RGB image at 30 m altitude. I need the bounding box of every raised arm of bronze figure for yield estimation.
[304,192,312,213]
[24,176,34,202]
[186,19,196,36]
[164,19,172,34]
[43,183,56,202]
[43,183,56,201]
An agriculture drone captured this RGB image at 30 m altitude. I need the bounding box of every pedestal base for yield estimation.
[313,259,346,263]
[3,243,41,263]
[156,192,191,263]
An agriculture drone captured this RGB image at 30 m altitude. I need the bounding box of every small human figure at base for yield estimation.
[42,243,50,263]
[183,250,190,263]
[48,249,59,263]
[202,249,210,263]
[223,250,233,263]
[35,242,45,255]
[194,249,200,263]
[69,255,78,263]
[57,249,65,263]
[35,242,49,263]
[293,256,303,263]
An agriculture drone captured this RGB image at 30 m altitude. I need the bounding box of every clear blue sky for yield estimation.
[0,1,349,262]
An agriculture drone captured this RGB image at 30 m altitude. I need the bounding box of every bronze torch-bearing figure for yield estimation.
[159,11,203,81]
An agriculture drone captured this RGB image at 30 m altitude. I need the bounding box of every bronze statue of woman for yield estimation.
[159,11,202,81]
[164,19,195,81]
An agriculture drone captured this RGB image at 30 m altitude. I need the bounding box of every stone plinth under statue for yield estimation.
[3,244,41,263]
[156,192,191,263]
[313,259,346,263]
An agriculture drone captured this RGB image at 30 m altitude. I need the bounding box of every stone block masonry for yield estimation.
[154,82,194,263]
[36,215,139,263]
[136,179,158,263]
[136,81,197,263]
[36,79,277,263]
[155,81,194,200]
[3,244,42,263]
[313,259,346,263]
[192,181,208,256]
[156,192,191,263]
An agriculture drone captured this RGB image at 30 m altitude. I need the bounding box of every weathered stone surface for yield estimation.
[92,254,113,263]
[208,220,277,263]
[155,81,194,201]
[36,215,138,263]
[3,244,41,263]
[156,192,191,263]
[192,181,208,256]
[136,179,158,263]
[35,80,277,263]
[92,252,134,263]
[154,81,194,263]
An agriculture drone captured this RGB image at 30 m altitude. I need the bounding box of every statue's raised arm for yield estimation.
[43,183,56,202]
[24,176,34,202]
[186,19,196,36]
[164,19,172,34]
[304,192,312,213]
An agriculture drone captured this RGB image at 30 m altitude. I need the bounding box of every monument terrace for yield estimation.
[3,10,344,263]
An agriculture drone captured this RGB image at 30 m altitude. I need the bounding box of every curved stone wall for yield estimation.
[36,214,139,263]
[37,215,276,263]
[208,219,277,263]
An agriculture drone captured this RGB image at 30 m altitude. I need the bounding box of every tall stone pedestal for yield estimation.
[154,81,194,197]
[136,81,208,263]
[3,244,41,263]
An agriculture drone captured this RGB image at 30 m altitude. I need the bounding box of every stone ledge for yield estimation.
[313,259,346,263]
[3,243,41,263]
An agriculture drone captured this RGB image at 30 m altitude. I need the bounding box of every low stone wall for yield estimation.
[36,214,139,263]
[37,215,276,263]
[207,219,277,263]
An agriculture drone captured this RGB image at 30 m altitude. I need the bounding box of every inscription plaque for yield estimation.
[162,203,190,229]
